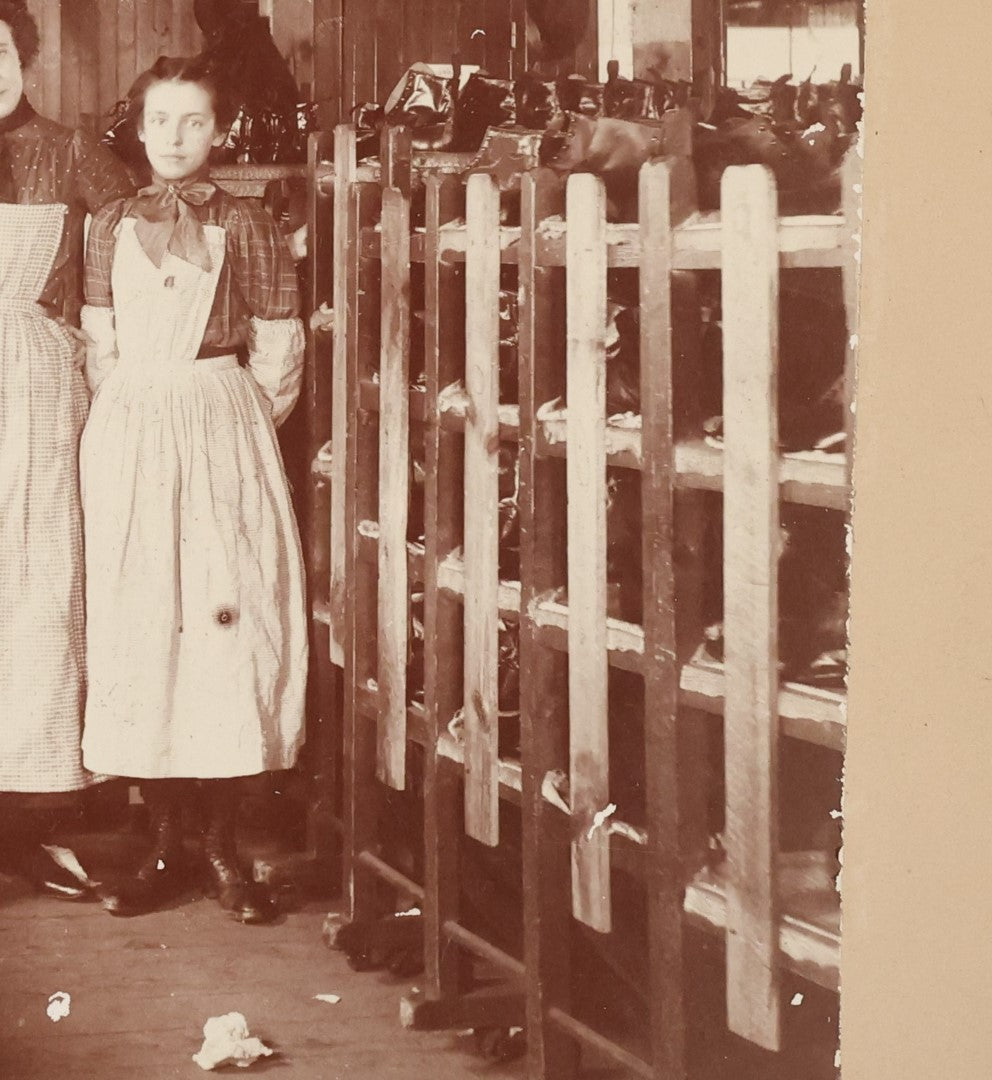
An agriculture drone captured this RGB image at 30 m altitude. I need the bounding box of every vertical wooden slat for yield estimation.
[343,0,376,117]
[462,172,501,847]
[305,130,340,866]
[154,0,172,56]
[97,1,119,120]
[565,173,611,934]
[344,180,383,918]
[329,125,357,667]
[313,0,345,127]
[59,0,81,128]
[75,0,100,129]
[423,173,466,1002]
[376,184,411,790]
[117,0,138,102]
[25,0,60,121]
[638,159,687,1080]
[135,0,157,79]
[721,163,782,1052]
[429,0,460,65]
[519,169,577,1080]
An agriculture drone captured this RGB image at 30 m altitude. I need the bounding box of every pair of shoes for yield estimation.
[99,780,279,925]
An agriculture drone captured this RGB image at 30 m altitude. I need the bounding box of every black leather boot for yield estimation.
[99,780,191,917]
[201,779,277,926]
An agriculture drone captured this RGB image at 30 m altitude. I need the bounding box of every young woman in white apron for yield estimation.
[0,2,134,899]
[80,57,308,924]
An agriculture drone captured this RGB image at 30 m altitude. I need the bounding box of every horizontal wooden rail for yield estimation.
[546,1008,655,1080]
[358,212,847,271]
[354,381,849,510]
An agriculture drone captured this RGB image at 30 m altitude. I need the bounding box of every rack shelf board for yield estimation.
[353,384,849,510]
[353,675,838,991]
[683,852,840,993]
[348,535,846,752]
[359,213,846,271]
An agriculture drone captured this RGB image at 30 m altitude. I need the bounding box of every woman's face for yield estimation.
[0,22,25,121]
[139,79,225,181]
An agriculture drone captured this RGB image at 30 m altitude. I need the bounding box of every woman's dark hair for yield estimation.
[127,54,237,130]
[0,2,40,69]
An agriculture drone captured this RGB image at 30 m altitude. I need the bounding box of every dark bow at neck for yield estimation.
[132,174,218,273]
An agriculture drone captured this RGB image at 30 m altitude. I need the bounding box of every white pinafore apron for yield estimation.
[0,203,101,793]
[80,218,307,779]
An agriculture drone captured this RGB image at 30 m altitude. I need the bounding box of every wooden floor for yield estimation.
[0,874,529,1080]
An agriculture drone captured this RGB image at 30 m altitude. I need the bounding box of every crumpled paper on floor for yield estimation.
[192,1012,273,1071]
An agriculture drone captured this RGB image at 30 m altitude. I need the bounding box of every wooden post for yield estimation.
[376,184,411,790]
[462,172,502,847]
[344,180,384,921]
[519,169,577,1079]
[313,0,345,128]
[330,125,357,667]
[25,0,61,121]
[422,173,467,1005]
[565,173,611,934]
[639,158,686,1080]
[721,164,782,1052]
[305,129,342,869]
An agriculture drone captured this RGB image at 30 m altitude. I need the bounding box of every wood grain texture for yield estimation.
[343,179,384,920]
[25,0,60,121]
[312,0,344,126]
[518,168,577,1080]
[376,185,411,790]
[462,172,502,847]
[422,173,467,1004]
[330,125,357,666]
[721,163,782,1052]
[565,173,611,934]
[638,158,687,1079]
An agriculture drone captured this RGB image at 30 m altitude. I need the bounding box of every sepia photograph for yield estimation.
[0,0,877,1077]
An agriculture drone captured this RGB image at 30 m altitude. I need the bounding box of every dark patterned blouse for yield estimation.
[84,188,301,354]
[3,103,136,321]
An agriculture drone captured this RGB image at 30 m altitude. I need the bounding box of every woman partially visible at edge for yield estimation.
[79,56,308,925]
[0,1,136,897]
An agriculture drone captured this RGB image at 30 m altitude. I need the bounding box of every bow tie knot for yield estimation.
[132,177,218,272]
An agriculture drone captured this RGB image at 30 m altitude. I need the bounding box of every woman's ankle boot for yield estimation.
[201,779,277,926]
[99,780,190,917]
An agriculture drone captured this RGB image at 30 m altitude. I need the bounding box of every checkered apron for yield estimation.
[0,203,99,792]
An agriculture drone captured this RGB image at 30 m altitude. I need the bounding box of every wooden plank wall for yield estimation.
[25,0,201,131]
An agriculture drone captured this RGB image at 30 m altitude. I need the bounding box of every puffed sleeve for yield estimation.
[81,199,126,395]
[72,129,137,214]
[227,200,304,428]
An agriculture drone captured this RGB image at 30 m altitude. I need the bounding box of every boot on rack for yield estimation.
[200,779,277,926]
[99,779,192,917]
